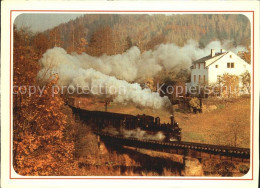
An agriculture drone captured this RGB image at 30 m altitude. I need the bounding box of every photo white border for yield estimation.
[1,1,259,188]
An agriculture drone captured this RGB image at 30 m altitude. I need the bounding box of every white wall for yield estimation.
[190,62,208,86]
[207,52,251,84]
[189,51,251,92]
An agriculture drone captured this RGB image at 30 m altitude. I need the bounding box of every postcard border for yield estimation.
[9,10,255,180]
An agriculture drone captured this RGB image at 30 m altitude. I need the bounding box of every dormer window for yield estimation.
[230,55,232,58]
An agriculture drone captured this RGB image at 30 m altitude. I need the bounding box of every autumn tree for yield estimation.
[145,34,166,50]
[135,30,146,53]
[48,27,63,48]
[67,22,88,54]
[76,37,88,54]
[13,26,40,110]
[218,73,240,98]
[125,36,133,50]
[175,68,191,83]
[13,27,78,175]
[238,46,251,64]
[111,28,124,54]
[86,26,115,56]
[13,76,78,175]
[240,71,251,94]
[33,33,50,57]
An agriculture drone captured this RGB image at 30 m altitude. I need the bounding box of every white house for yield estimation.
[188,49,251,90]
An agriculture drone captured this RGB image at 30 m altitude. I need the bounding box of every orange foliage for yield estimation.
[86,26,116,56]
[218,74,240,98]
[13,27,78,176]
[239,47,251,64]
[76,37,88,54]
[164,25,207,35]
[13,77,78,175]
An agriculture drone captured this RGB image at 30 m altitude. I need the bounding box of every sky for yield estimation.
[14,14,84,33]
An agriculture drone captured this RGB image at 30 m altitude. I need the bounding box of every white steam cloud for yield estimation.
[102,126,166,141]
[38,40,245,111]
[38,47,172,111]
[54,39,245,82]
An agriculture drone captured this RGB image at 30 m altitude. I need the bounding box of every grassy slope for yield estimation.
[176,97,251,148]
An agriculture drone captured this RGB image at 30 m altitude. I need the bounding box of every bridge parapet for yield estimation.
[97,132,250,162]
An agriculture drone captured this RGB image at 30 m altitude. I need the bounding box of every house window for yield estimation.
[227,62,235,68]
[227,63,230,68]
[203,75,206,83]
[215,65,218,68]
[197,63,200,69]
[217,75,221,82]
[194,75,196,82]
[199,75,201,83]
[204,63,206,69]
[230,55,232,58]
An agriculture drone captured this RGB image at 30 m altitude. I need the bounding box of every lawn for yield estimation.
[176,97,251,148]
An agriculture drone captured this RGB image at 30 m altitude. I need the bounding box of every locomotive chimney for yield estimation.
[104,101,108,112]
[155,117,160,125]
[170,115,174,126]
[170,105,174,126]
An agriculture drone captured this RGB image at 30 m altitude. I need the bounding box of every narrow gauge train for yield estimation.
[72,107,182,142]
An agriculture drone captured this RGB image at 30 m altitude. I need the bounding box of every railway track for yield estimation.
[97,132,250,162]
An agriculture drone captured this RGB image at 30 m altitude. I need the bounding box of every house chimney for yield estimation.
[220,49,225,53]
[211,49,215,57]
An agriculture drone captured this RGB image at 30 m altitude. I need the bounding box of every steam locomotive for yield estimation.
[72,107,182,142]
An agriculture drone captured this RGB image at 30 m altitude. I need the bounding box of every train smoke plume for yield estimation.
[38,48,171,110]
[40,40,245,82]
[38,40,245,111]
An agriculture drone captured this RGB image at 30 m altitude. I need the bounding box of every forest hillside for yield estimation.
[39,14,250,56]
